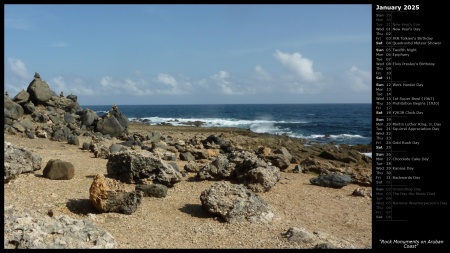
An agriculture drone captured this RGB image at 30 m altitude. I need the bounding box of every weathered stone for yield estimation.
[180,152,195,161]
[4,141,42,183]
[109,143,128,154]
[184,161,201,173]
[106,152,182,186]
[309,173,352,189]
[244,166,281,193]
[283,227,315,243]
[26,72,53,104]
[4,205,117,249]
[95,105,129,137]
[196,156,235,181]
[67,135,80,146]
[89,174,143,215]
[43,159,75,180]
[282,227,356,249]
[4,96,24,120]
[64,112,76,124]
[200,181,274,223]
[12,122,25,132]
[12,89,30,105]
[135,183,168,198]
[80,108,99,127]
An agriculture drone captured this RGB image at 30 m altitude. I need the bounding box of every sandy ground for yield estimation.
[3,124,372,249]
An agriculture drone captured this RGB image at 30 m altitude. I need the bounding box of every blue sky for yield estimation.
[4,4,372,105]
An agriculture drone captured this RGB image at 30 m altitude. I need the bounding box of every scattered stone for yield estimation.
[106,152,182,187]
[310,173,352,189]
[4,205,117,249]
[89,174,143,215]
[135,183,168,198]
[4,141,42,183]
[200,181,274,223]
[43,159,75,180]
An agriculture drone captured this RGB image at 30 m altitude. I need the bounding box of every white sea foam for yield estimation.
[361,152,372,158]
[129,116,369,144]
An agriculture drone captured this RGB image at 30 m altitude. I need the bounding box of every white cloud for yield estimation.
[210,71,237,95]
[51,76,66,92]
[8,58,29,79]
[157,73,178,87]
[51,76,95,96]
[273,50,323,82]
[125,79,151,95]
[100,76,122,94]
[100,76,155,96]
[254,65,271,82]
[156,73,192,95]
[210,71,256,95]
[100,74,192,97]
[211,70,230,81]
[346,66,371,92]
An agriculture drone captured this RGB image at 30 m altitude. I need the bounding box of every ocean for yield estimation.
[82,103,372,146]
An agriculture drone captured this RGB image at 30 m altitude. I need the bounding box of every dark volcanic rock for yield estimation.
[309,173,352,189]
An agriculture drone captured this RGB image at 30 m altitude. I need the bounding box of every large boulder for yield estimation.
[4,141,42,183]
[4,96,24,120]
[200,181,274,223]
[43,159,75,180]
[12,89,30,105]
[95,105,129,137]
[4,205,117,249]
[26,72,53,105]
[80,108,99,127]
[106,152,183,187]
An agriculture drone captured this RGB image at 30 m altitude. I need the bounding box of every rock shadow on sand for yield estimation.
[179,204,211,219]
[66,199,99,215]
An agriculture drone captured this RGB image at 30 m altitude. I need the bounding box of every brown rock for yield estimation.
[89,174,110,212]
[43,159,75,180]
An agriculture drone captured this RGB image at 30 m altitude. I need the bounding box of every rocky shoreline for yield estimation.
[4,73,372,249]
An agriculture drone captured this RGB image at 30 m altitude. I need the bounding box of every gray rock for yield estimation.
[229,150,280,192]
[310,173,352,189]
[12,89,30,105]
[184,161,202,172]
[67,135,80,146]
[200,181,274,223]
[180,152,195,161]
[4,205,117,249]
[4,96,24,120]
[4,141,42,183]
[196,156,235,181]
[12,122,25,132]
[244,166,281,193]
[64,112,76,124]
[106,152,182,186]
[109,143,128,154]
[135,183,168,198]
[80,108,99,127]
[282,227,356,249]
[95,105,129,137]
[23,101,36,114]
[66,94,77,102]
[26,72,53,104]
